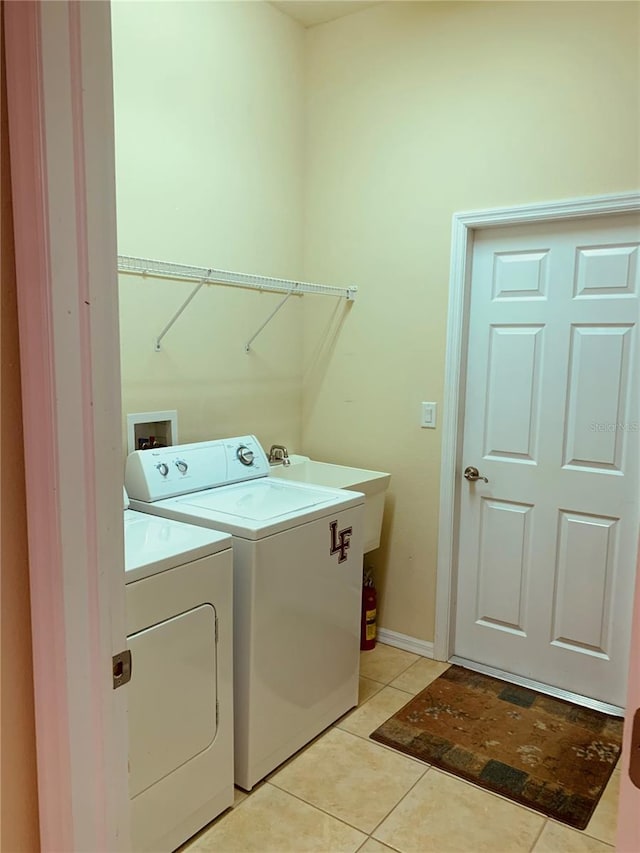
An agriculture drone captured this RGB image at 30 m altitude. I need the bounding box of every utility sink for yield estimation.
[269,455,390,553]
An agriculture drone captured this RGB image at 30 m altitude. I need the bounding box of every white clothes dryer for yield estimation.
[125,436,365,791]
[124,491,234,852]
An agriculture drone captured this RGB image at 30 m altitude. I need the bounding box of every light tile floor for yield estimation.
[182,644,620,853]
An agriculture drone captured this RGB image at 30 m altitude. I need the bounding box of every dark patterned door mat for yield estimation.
[370,665,623,829]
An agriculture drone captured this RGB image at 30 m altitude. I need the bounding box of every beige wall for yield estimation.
[114,1,640,644]
[0,4,40,848]
[113,0,306,451]
[302,1,640,641]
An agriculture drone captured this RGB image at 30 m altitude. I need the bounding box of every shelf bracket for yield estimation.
[244,290,295,353]
[155,277,208,351]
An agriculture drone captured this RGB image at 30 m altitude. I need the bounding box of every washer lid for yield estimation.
[139,477,365,539]
[124,510,231,583]
[179,479,340,521]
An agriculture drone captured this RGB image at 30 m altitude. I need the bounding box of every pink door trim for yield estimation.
[616,543,640,851]
[4,3,73,848]
[4,2,129,849]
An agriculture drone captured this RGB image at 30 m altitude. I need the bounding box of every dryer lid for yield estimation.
[124,510,231,582]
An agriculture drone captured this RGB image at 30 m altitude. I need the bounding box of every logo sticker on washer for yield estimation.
[329,520,353,563]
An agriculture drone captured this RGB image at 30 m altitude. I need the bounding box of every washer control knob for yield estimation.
[175,459,188,474]
[237,445,254,466]
[156,462,169,477]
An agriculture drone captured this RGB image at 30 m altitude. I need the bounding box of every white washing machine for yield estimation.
[125,436,365,791]
[123,491,234,852]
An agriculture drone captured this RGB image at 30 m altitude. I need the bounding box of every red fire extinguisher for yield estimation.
[360,568,377,651]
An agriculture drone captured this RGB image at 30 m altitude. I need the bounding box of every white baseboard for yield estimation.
[376,628,434,659]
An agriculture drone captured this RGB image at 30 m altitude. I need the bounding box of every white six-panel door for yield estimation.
[454,213,639,707]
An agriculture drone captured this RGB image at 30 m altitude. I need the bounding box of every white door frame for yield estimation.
[434,191,640,663]
[5,2,129,850]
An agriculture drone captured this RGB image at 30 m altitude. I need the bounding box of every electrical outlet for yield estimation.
[421,402,437,429]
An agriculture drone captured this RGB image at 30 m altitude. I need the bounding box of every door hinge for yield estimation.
[629,708,640,789]
[112,649,132,689]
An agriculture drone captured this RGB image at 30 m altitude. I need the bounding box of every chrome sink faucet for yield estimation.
[268,444,290,466]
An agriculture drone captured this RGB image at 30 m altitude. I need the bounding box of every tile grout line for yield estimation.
[263,779,374,839]
[359,681,422,703]
[560,821,617,848]
[354,830,407,853]
[366,764,433,844]
[339,686,417,737]
[415,763,573,826]
[534,817,616,851]
[338,722,429,767]
[360,676,387,690]
[358,831,405,853]
[528,817,548,852]
[360,648,422,687]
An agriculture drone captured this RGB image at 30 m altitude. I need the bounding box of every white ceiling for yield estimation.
[270,1,380,28]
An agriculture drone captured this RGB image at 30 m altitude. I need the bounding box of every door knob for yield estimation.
[464,466,488,483]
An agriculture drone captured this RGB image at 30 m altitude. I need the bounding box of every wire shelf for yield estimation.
[117,255,357,300]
